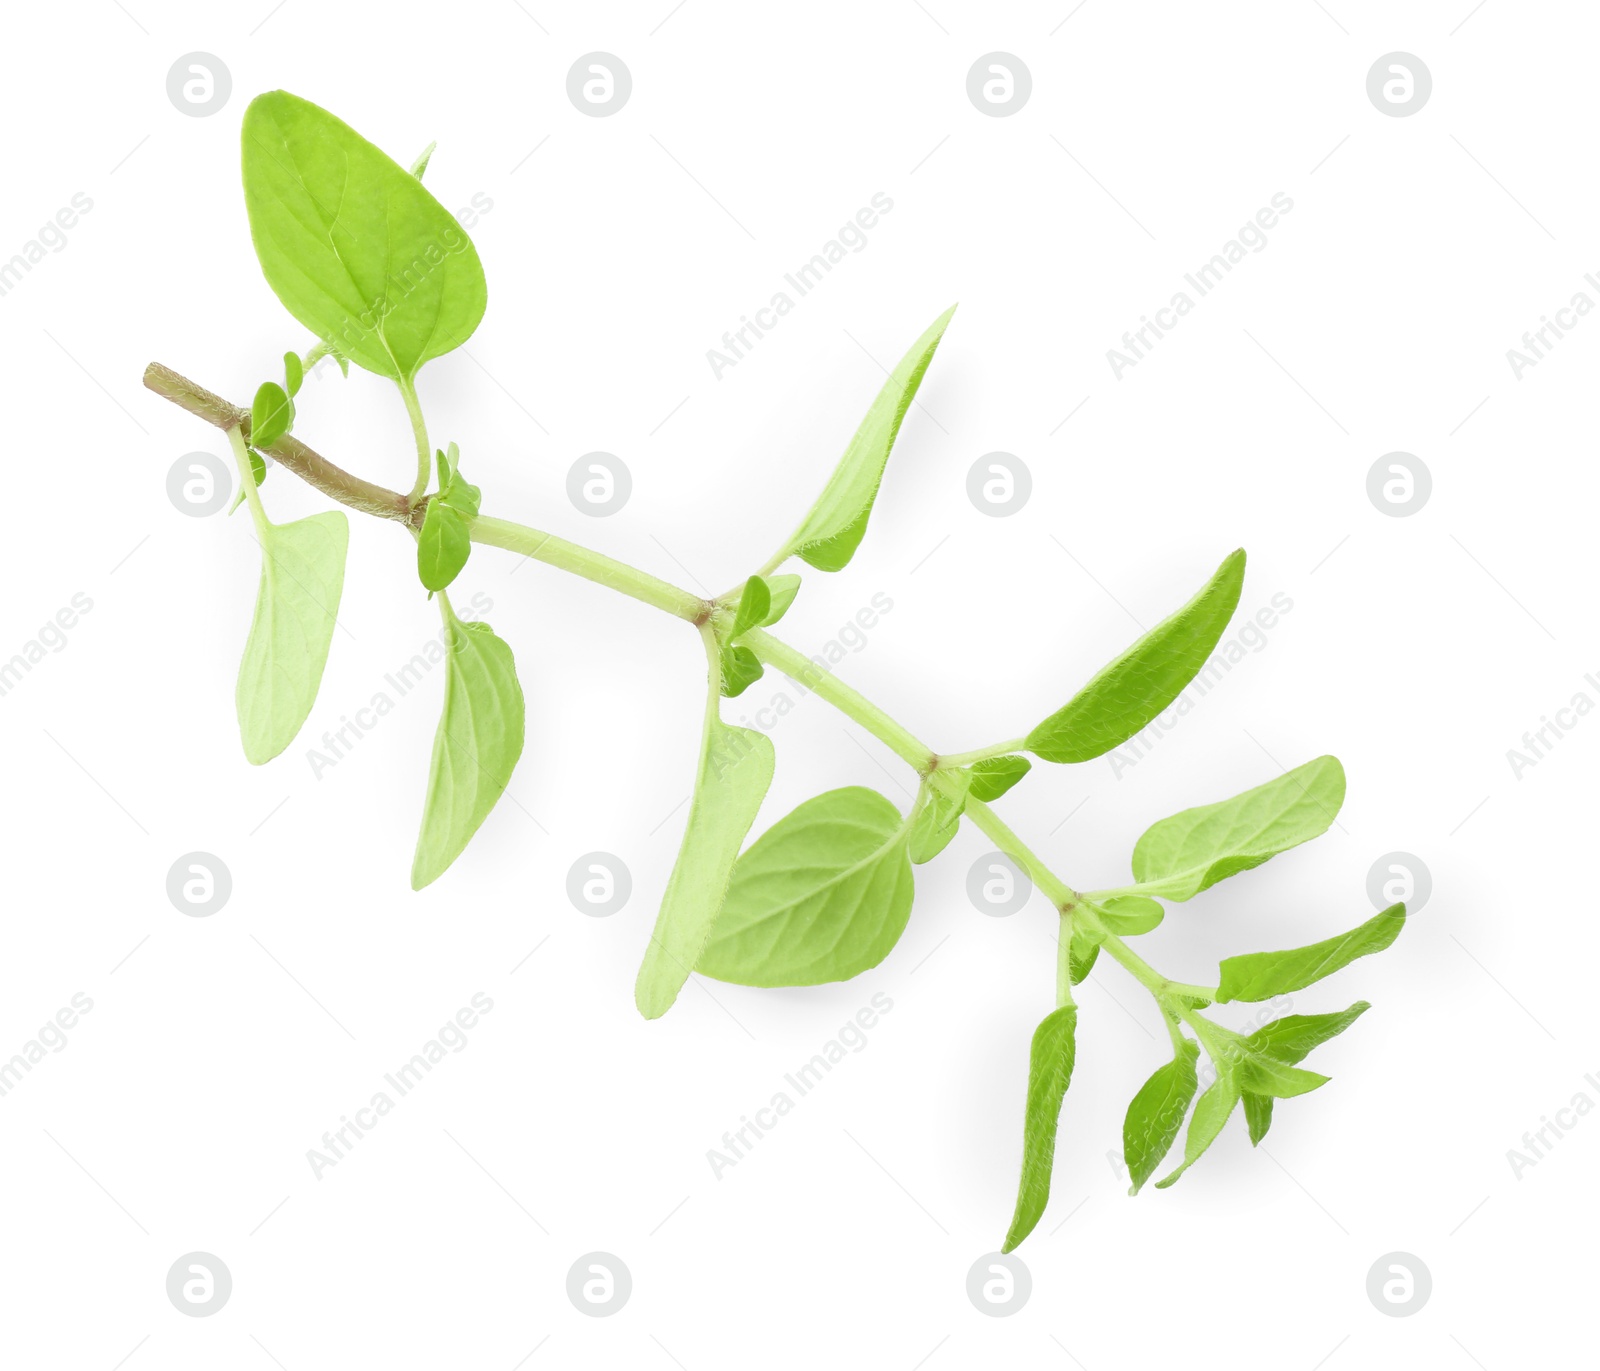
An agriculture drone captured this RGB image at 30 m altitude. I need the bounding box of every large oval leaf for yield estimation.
[697,786,913,986]
[1026,550,1245,763]
[411,612,526,889]
[769,307,955,573]
[1119,756,1346,901]
[242,91,487,381]
[237,510,348,764]
[636,703,774,1019]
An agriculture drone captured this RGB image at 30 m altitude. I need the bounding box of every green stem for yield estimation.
[469,515,708,622]
[938,738,1029,769]
[961,797,1078,909]
[225,425,269,532]
[1056,910,1075,1009]
[153,364,1211,1027]
[742,627,936,773]
[399,376,431,503]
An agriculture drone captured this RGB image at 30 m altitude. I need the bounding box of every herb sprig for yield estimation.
[144,91,1408,1250]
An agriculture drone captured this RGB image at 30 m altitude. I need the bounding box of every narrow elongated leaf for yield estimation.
[1097,895,1164,936]
[1237,1003,1371,1146]
[283,350,303,397]
[635,702,774,1019]
[409,140,436,179]
[1235,1057,1328,1098]
[1242,1092,1274,1145]
[410,613,526,889]
[1027,551,1245,764]
[968,754,1031,802]
[772,307,956,572]
[1119,756,1346,901]
[418,499,471,592]
[1217,905,1406,1003]
[1243,1001,1371,1064]
[250,381,293,448]
[1124,1040,1200,1194]
[698,787,914,986]
[242,91,486,381]
[1002,1006,1077,1252]
[237,510,348,764]
[1154,1072,1240,1189]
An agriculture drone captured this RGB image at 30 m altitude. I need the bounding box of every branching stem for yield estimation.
[146,360,1213,1036]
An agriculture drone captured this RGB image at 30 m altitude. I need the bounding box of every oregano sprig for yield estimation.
[145,89,1412,1254]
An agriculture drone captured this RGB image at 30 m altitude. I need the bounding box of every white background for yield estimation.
[1,1,1593,1366]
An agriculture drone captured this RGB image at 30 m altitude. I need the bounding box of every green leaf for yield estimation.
[248,447,267,487]
[1154,1072,1240,1189]
[1068,925,1102,984]
[636,685,775,1019]
[242,91,487,382]
[250,381,294,448]
[1002,1006,1077,1252]
[1242,1092,1274,1146]
[283,350,303,397]
[1216,906,1406,1003]
[409,140,436,180]
[719,644,764,698]
[764,574,801,624]
[1242,1001,1371,1065]
[1123,1040,1200,1194]
[1116,756,1346,901]
[730,575,771,639]
[698,787,914,986]
[1234,1057,1329,1098]
[1026,551,1246,764]
[771,306,956,572]
[1096,895,1164,936]
[908,774,971,865]
[236,511,349,764]
[418,499,471,593]
[968,754,1031,802]
[411,611,526,889]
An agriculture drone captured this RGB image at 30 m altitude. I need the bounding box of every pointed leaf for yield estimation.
[698,787,914,986]
[237,511,348,764]
[1027,551,1245,764]
[1068,925,1102,984]
[1242,1092,1274,1145]
[1123,1040,1200,1194]
[1119,756,1346,901]
[283,350,303,397]
[409,140,437,179]
[1235,1057,1328,1098]
[418,500,471,592]
[730,575,771,639]
[410,615,526,889]
[636,701,774,1019]
[1242,1001,1371,1065]
[968,754,1031,802]
[242,91,486,381]
[1217,905,1405,1003]
[1154,1072,1241,1189]
[772,307,956,572]
[1002,1006,1077,1252]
